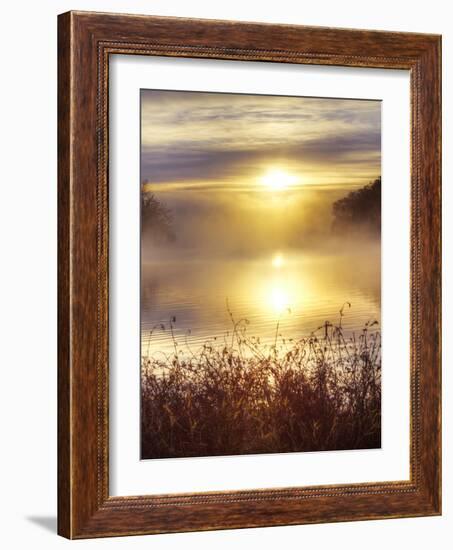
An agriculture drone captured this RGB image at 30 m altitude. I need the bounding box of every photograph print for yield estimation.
[140,90,381,460]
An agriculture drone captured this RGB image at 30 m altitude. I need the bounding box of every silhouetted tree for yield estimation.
[332,177,381,236]
[141,189,175,244]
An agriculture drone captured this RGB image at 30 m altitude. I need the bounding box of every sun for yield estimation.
[272,253,284,269]
[260,169,298,191]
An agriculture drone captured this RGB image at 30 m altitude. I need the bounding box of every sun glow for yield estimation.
[270,285,291,314]
[272,253,284,269]
[260,169,299,191]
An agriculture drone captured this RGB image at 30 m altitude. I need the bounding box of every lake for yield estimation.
[141,249,380,359]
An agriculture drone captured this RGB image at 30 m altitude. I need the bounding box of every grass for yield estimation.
[141,303,381,459]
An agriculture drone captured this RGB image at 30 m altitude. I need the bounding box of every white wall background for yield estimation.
[0,1,450,548]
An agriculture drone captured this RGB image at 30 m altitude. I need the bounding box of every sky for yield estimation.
[141,90,381,192]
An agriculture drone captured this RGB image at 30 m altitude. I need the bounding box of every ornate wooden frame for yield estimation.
[58,11,441,539]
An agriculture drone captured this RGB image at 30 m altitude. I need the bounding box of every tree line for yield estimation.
[332,177,381,236]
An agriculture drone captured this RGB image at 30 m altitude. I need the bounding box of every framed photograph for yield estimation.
[58,11,441,539]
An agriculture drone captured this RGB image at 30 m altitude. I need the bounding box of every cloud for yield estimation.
[140,89,381,187]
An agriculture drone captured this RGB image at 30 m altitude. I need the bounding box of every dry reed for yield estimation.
[141,304,381,459]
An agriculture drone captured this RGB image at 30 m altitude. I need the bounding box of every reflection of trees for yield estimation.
[141,190,175,244]
[332,177,381,236]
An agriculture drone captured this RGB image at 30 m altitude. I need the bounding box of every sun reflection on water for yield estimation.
[269,285,291,314]
[265,252,298,315]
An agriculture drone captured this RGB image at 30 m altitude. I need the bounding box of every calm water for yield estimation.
[141,250,380,358]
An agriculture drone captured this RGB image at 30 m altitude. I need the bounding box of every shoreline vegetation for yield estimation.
[141,304,381,459]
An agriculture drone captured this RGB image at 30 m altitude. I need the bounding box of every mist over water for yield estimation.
[141,186,381,358]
